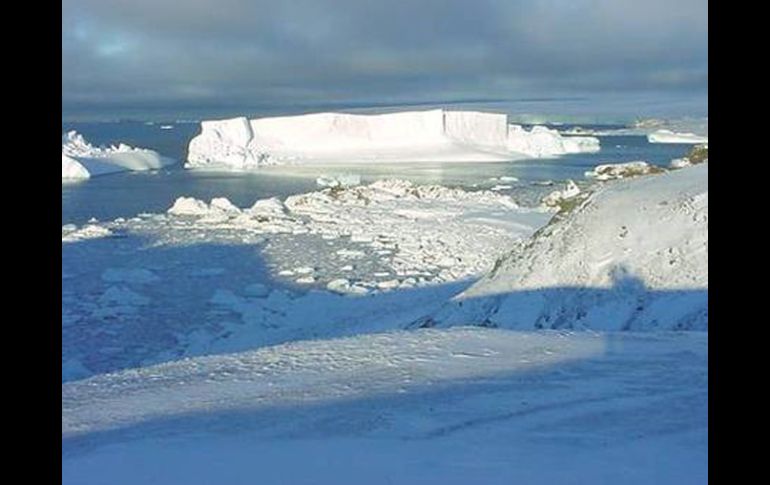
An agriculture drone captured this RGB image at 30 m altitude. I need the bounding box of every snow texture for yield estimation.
[63,328,707,485]
[186,110,600,168]
[426,163,708,331]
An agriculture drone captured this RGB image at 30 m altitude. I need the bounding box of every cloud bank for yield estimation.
[62,0,708,120]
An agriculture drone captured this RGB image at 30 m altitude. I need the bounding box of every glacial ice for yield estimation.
[186,109,601,168]
[61,154,90,180]
[62,131,176,180]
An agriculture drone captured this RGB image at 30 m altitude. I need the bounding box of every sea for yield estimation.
[61,120,693,225]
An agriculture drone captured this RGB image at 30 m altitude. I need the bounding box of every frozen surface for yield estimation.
[62,131,176,179]
[62,180,550,380]
[186,110,601,168]
[428,164,707,331]
[63,328,707,485]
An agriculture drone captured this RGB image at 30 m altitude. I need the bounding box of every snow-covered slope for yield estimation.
[424,163,708,331]
[63,328,707,485]
[186,110,600,168]
[62,131,176,180]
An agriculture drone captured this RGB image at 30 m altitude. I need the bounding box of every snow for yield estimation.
[316,173,362,188]
[99,180,551,291]
[62,154,90,180]
[62,159,707,483]
[584,161,662,181]
[648,129,708,144]
[428,163,708,331]
[62,328,707,485]
[506,125,600,157]
[62,224,113,242]
[62,131,176,179]
[62,179,551,381]
[186,110,601,168]
[541,180,582,209]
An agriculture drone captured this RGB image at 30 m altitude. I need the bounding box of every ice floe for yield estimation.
[121,180,553,289]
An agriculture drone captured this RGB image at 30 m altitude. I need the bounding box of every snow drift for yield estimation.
[423,163,708,331]
[62,131,175,180]
[186,109,600,168]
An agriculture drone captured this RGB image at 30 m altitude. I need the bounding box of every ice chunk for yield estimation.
[210,197,241,214]
[168,197,210,216]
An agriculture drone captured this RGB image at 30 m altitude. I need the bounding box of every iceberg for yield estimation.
[62,131,176,180]
[61,154,90,180]
[186,109,601,169]
[647,129,708,144]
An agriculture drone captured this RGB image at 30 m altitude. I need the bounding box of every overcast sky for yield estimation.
[62,0,708,121]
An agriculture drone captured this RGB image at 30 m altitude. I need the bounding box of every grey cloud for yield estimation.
[62,0,707,119]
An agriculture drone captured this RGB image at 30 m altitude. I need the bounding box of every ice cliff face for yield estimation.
[422,163,708,331]
[62,131,176,180]
[186,109,600,168]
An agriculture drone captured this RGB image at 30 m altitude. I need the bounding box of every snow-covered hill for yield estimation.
[423,163,708,331]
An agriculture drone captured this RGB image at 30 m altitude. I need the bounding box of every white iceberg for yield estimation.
[61,154,90,180]
[186,109,601,169]
[647,129,708,144]
[507,125,600,158]
[62,131,176,180]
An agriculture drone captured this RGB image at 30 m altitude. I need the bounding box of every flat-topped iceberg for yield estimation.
[186,109,600,169]
[648,129,708,144]
[62,131,175,180]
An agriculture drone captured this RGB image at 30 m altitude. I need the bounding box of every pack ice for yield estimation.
[186,109,600,169]
[62,131,176,180]
[427,163,708,331]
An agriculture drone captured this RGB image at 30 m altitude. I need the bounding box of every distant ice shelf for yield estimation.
[186,109,600,169]
[62,131,176,181]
